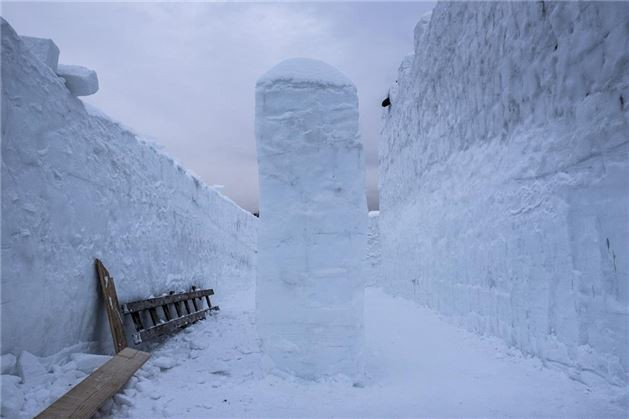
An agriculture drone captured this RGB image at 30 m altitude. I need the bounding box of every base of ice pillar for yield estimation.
[255,58,368,380]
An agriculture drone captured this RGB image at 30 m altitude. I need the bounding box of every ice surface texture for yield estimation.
[255,58,368,379]
[0,19,257,357]
[20,36,59,72]
[380,3,629,386]
[366,211,381,287]
[57,64,99,96]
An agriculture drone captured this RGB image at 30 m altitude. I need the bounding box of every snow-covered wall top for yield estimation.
[380,3,628,386]
[257,57,354,89]
[1,19,257,357]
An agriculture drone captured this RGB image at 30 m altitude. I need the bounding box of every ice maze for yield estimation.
[1,1,628,401]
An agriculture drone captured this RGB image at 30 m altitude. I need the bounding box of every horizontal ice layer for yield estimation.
[256,58,368,379]
[1,18,257,357]
[379,2,629,386]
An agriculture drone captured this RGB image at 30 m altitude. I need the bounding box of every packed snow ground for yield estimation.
[91,288,624,418]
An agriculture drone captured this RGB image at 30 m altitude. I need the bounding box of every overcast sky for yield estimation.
[2,1,434,212]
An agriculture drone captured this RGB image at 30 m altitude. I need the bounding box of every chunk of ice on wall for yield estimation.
[57,64,99,96]
[20,36,59,71]
[1,354,17,375]
[255,58,368,379]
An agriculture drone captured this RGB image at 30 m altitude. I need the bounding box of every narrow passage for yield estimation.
[111,288,623,417]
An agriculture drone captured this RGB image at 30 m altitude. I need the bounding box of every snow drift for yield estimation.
[380,3,629,386]
[1,18,257,358]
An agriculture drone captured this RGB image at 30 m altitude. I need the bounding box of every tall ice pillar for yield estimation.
[255,58,367,379]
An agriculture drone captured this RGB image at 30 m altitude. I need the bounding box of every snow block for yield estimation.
[20,35,59,71]
[1,353,17,375]
[152,356,176,370]
[57,64,99,96]
[17,351,48,386]
[255,58,368,379]
[380,2,629,386]
[70,353,112,374]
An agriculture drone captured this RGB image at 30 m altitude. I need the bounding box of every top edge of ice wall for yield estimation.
[257,57,355,89]
[255,57,368,380]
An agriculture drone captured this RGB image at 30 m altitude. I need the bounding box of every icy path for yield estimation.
[109,288,625,418]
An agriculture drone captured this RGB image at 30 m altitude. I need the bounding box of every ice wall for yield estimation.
[1,19,257,357]
[380,3,629,386]
[366,211,381,287]
[255,58,367,379]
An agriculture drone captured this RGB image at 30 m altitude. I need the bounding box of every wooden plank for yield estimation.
[173,299,182,317]
[95,259,128,353]
[130,312,143,332]
[191,297,200,311]
[190,286,201,311]
[148,307,159,326]
[121,289,214,314]
[162,304,172,321]
[132,308,214,344]
[36,348,150,419]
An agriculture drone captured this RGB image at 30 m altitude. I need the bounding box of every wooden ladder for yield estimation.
[96,258,219,347]
[37,259,220,418]
[122,286,219,345]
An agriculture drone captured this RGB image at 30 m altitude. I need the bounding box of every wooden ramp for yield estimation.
[36,348,150,419]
